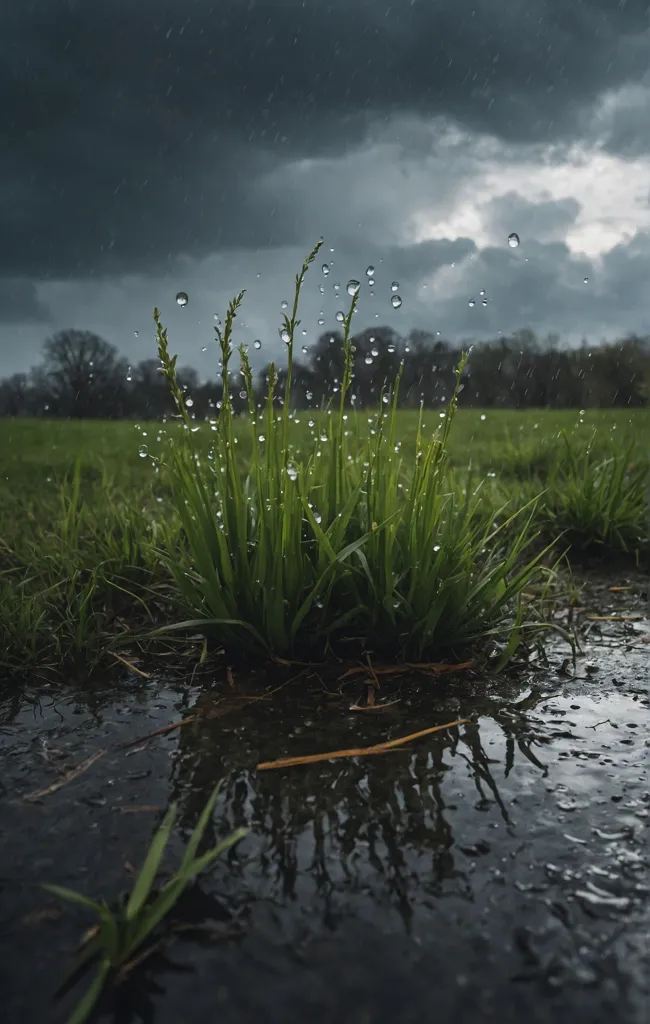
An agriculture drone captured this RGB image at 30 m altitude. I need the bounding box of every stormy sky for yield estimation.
[2,0,650,380]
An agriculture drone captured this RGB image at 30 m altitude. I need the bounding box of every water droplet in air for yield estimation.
[391,281,399,292]
[302,345,308,354]
[253,339,262,349]
[583,276,589,284]
[138,445,148,458]
[366,265,375,277]
[482,299,488,306]
[176,291,188,307]
[368,278,375,286]
[347,279,360,296]
[185,397,194,407]
[318,316,325,325]
[387,344,395,353]
[468,299,476,308]
[258,434,265,442]
[508,233,520,248]
[322,263,330,276]
[480,414,486,421]
[281,300,288,309]
[287,464,298,481]
[391,295,402,309]
[201,346,207,352]
[134,330,139,337]
[333,281,340,292]
[335,311,345,322]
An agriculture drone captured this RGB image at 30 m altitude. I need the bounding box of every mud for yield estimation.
[0,573,648,1024]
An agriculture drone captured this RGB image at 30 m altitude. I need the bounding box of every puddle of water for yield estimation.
[0,638,648,1023]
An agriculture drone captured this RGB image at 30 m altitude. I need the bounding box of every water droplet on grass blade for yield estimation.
[347,279,360,296]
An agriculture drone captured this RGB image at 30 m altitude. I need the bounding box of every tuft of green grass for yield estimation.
[152,239,553,666]
[0,461,171,679]
[42,781,248,1024]
[542,432,649,556]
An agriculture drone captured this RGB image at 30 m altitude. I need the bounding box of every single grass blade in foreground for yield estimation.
[42,782,248,1024]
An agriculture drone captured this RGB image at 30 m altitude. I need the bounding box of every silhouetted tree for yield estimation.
[37,329,129,418]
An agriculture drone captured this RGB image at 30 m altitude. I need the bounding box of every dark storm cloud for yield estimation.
[481,193,581,243]
[1,0,648,279]
[0,279,51,323]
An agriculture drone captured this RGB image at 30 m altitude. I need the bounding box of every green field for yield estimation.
[0,244,648,684]
[0,407,646,498]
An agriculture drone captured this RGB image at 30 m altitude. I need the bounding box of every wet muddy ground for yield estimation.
[1,573,648,1024]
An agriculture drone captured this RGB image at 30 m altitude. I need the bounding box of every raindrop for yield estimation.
[482,299,488,306]
[134,330,139,337]
[366,265,375,277]
[368,278,375,286]
[391,281,399,292]
[507,233,520,248]
[201,346,207,352]
[253,339,262,349]
[138,445,148,458]
[185,397,194,407]
[281,300,288,310]
[287,464,298,481]
[318,316,325,325]
[387,344,395,354]
[258,434,265,442]
[583,276,589,284]
[333,282,340,292]
[322,264,330,276]
[335,310,345,322]
[391,294,402,309]
[479,289,486,297]
[468,299,476,308]
[347,279,361,296]
[302,345,308,354]
[176,291,189,307]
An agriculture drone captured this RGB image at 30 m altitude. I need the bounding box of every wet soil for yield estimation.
[1,573,648,1024]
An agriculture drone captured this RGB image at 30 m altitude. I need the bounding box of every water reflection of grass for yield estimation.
[165,684,551,922]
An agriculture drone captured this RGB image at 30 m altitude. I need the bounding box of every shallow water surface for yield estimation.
[0,604,648,1023]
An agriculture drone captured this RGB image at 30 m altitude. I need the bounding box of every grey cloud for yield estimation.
[1,0,648,279]
[0,278,51,323]
[481,193,581,244]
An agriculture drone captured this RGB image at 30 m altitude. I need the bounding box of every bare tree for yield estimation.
[38,329,128,418]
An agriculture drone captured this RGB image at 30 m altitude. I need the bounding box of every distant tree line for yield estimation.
[0,325,648,420]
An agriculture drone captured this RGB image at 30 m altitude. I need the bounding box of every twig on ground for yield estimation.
[256,717,469,770]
